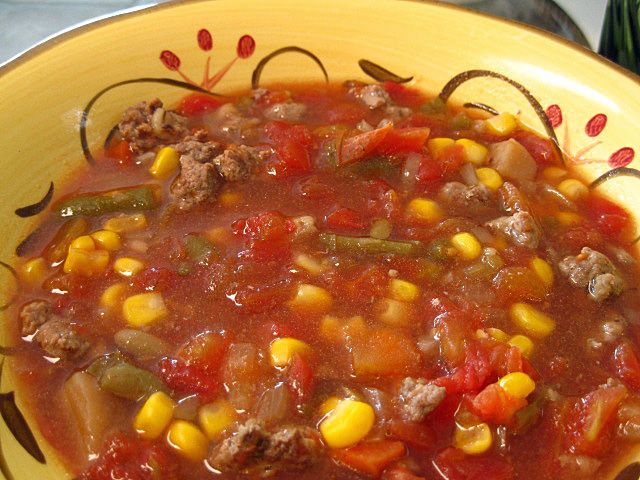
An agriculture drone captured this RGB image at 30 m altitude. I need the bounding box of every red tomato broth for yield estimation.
[7,81,640,480]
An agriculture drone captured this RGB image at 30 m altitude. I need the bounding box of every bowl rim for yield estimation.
[1,0,639,87]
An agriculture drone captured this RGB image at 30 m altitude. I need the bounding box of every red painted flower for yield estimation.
[609,147,635,168]
[585,113,607,137]
[237,34,256,59]
[546,104,562,128]
[197,29,213,51]
[159,50,181,71]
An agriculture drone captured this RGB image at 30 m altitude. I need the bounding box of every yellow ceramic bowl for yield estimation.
[1,0,640,479]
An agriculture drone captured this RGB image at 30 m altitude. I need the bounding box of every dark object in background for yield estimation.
[599,0,640,73]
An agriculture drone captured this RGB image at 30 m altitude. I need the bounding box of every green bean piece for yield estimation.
[451,112,471,130]
[318,233,423,256]
[177,262,192,276]
[369,218,393,240]
[55,186,160,217]
[84,351,126,378]
[98,362,166,401]
[113,329,170,361]
[427,238,454,262]
[416,258,444,281]
[420,97,445,114]
[183,235,216,262]
[514,395,545,434]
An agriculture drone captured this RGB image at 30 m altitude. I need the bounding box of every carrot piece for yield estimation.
[383,462,426,480]
[339,123,393,165]
[332,440,406,477]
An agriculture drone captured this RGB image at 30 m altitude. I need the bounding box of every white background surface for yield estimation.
[0,0,610,66]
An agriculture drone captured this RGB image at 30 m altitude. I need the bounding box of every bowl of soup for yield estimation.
[2,1,640,479]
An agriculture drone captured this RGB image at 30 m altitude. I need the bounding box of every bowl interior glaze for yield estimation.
[1,0,640,478]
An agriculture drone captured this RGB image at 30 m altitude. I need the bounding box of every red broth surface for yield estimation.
[9,82,640,480]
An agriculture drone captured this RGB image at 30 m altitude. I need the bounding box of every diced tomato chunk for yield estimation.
[177,92,223,116]
[383,463,426,480]
[340,123,393,165]
[613,341,640,391]
[158,357,220,400]
[351,327,421,378]
[331,440,406,477]
[467,383,528,425]
[565,385,627,455]
[232,211,295,241]
[433,447,516,480]
[512,131,557,165]
[376,127,430,155]
[177,331,228,372]
[287,352,315,404]
[323,101,368,125]
[434,340,493,394]
[325,207,367,231]
[104,140,134,166]
[387,421,436,450]
[415,154,444,187]
[265,121,313,177]
[383,81,424,108]
[255,89,292,107]
[586,195,630,239]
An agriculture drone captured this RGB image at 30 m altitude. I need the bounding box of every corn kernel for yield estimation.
[149,147,180,179]
[104,214,148,233]
[20,257,48,286]
[63,248,109,276]
[456,139,488,166]
[530,257,554,289]
[388,278,420,302]
[114,257,145,277]
[123,292,168,327]
[319,399,375,448]
[270,337,312,367]
[557,178,589,202]
[508,335,534,357]
[289,284,332,314]
[428,137,455,158]
[451,232,482,261]
[487,327,509,343]
[218,191,243,208]
[556,211,583,226]
[101,282,127,310]
[510,302,556,339]
[542,166,568,183]
[205,226,231,246]
[320,315,344,343]
[319,396,342,416]
[499,372,536,399]
[454,422,492,455]
[70,235,95,251]
[375,297,415,327]
[485,112,517,136]
[198,399,237,440]
[90,230,122,251]
[475,167,504,191]
[134,391,174,440]
[166,420,209,462]
[294,253,326,275]
[406,198,443,223]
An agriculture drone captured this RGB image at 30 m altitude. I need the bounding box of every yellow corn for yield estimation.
[100,282,127,310]
[294,253,327,275]
[375,297,414,327]
[456,139,488,166]
[542,166,568,183]
[166,420,209,462]
[114,257,145,277]
[530,257,554,289]
[406,198,443,223]
[510,302,556,339]
[289,284,332,314]
[104,214,148,233]
[218,191,243,208]
[428,137,455,158]
[508,335,534,357]
[149,147,180,179]
[485,112,517,136]
[555,211,583,226]
[319,399,375,448]
[198,399,237,440]
[270,337,312,367]
[498,372,536,399]
[63,248,109,276]
[451,232,482,261]
[122,292,168,327]
[486,327,509,343]
[454,422,493,455]
[134,391,175,440]
[557,178,589,202]
[475,167,504,191]
[90,230,122,251]
[20,257,48,287]
[388,278,420,302]
[70,235,95,251]
[319,396,342,417]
